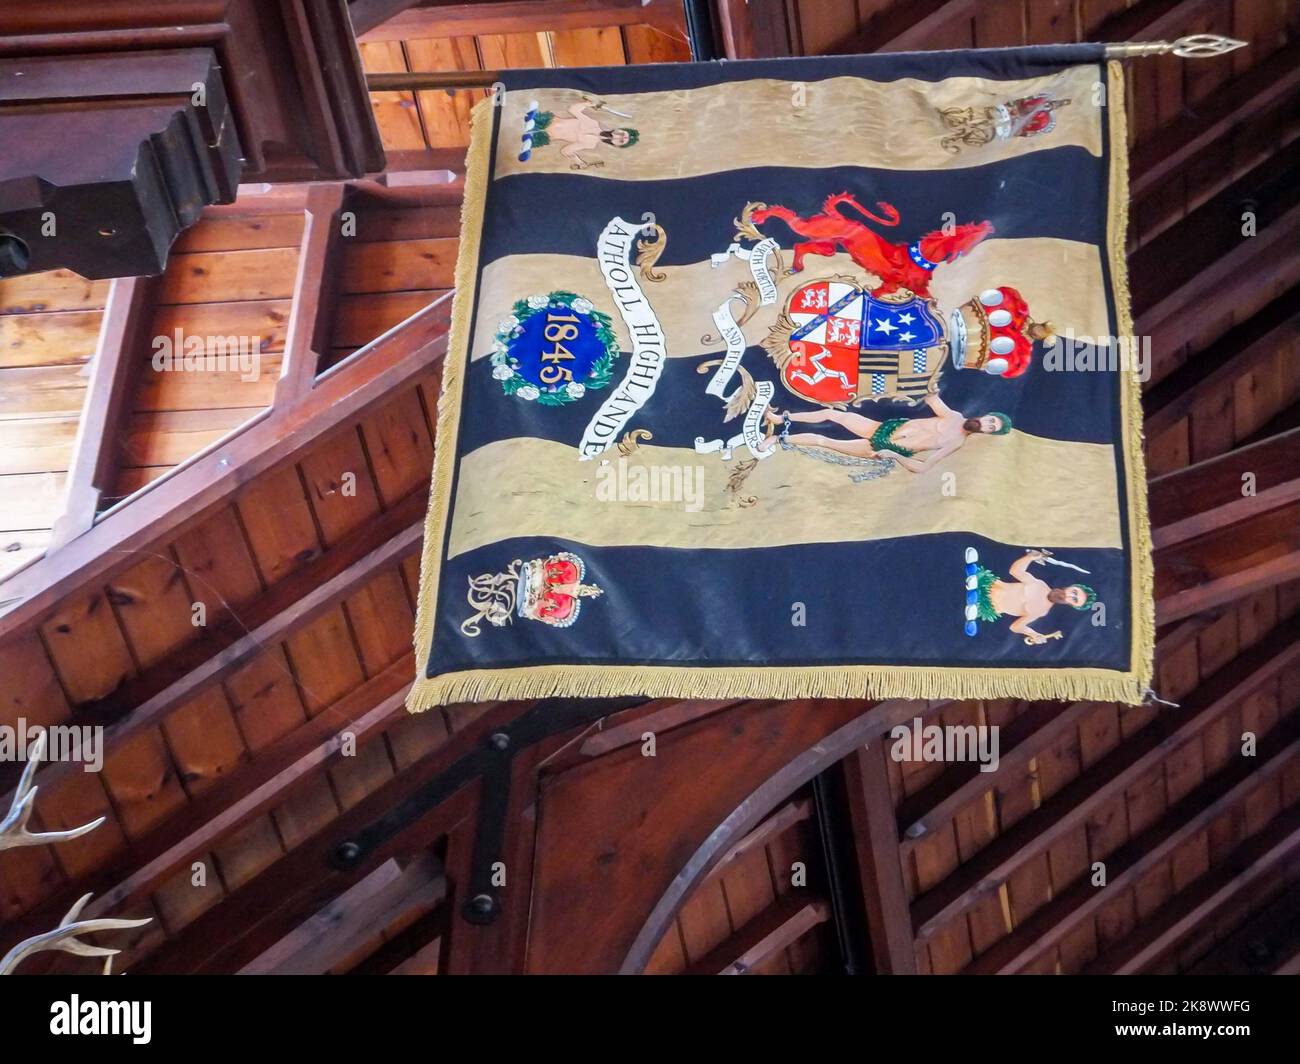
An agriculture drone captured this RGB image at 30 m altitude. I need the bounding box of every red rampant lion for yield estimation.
[750,192,994,298]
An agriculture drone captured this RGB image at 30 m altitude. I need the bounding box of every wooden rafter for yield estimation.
[819,0,978,55]
[966,718,1300,973]
[1144,287,1300,438]
[1092,0,1223,43]
[1186,880,1300,975]
[842,742,917,973]
[0,294,448,625]
[356,0,683,42]
[910,619,1300,942]
[346,0,422,37]
[0,517,424,805]
[47,277,157,551]
[1133,138,1300,352]
[1154,500,1300,624]
[1085,800,1300,974]
[682,894,830,975]
[241,851,445,974]
[0,660,416,958]
[1149,428,1300,550]
[1130,39,1300,201]
[274,183,348,408]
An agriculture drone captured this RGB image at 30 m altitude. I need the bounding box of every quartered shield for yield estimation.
[780,280,948,405]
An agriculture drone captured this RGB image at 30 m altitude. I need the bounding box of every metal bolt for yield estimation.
[335,841,361,864]
[488,732,510,751]
[470,893,495,915]
[0,233,31,277]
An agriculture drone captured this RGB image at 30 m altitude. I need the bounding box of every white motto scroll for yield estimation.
[578,217,668,460]
[695,236,783,460]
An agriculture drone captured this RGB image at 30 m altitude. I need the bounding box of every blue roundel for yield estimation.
[511,308,606,390]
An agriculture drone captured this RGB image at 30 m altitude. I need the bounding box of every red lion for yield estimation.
[750,192,994,298]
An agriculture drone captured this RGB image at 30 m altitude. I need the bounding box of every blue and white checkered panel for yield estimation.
[871,373,886,395]
[914,349,927,373]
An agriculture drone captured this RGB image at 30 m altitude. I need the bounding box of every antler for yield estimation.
[0,893,152,975]
[0,730,106,852]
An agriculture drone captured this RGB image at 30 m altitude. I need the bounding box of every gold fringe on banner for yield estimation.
[407,64,1154,713]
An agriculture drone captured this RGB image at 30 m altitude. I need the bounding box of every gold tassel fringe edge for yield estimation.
[407,662,1150,713]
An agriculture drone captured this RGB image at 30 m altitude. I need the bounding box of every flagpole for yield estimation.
[366,34,1248,93]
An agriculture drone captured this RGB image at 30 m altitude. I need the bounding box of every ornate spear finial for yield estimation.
[1105,33,1248,60]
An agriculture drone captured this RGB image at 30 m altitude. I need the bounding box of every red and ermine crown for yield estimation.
[958,286,1054,378]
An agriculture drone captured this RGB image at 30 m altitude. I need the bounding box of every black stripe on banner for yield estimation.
[479,150,1107,268]
[426,532,1128,679]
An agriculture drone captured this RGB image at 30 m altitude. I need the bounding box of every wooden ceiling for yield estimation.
[0,0,1298,975]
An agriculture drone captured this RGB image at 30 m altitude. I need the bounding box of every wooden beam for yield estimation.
[347,0,421,36]
[965,718,1300,973]
[126,698,531,974]
[47,277,156,550]
[1186,877,1300,975]
[897,627,1216,855]
[0,656,416,958]
[274,183,347,408]
[70,489,425,737]
[1154,501,1300,624]
[1274,929,1300,975]
[380,147,469,174]
[1133,139,1300,348]
[241,851,445,974]
[1237,396,1300,451]
[1130,40,1300,201]
[910,619,1300,942]
[1143,286,1300,438]
[896,701,1096,854]
[703,799,813,888]
[441,733,566,975]
[821,0,978,55]
[714,0,757,59]
[0,293,448,625]
[0,517,424,804]
[1093,0,1221,43]
[842,742,917,974]
[358,0,681,41]
[576,699,743,758]
[1149,428,1300,550]
[683,894,830,975]
[1085,801,1300,974]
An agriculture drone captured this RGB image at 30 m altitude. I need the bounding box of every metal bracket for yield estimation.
[328,697,643,925]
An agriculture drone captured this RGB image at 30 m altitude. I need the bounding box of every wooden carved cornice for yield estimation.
[0,0,384,279]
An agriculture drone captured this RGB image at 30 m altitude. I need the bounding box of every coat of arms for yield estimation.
[762,280,1053,406]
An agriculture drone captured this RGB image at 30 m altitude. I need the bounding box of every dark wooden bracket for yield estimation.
[0,49,242,279]
[328,697,644,924]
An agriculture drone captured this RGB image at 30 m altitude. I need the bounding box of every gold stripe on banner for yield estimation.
[469,240,1110,365]
[407,66,1152,713]
[445,435,1121,560]
[497,66,1101,181]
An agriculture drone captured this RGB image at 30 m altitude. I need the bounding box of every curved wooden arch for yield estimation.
[523,696,926,973]
[618,704,899,973]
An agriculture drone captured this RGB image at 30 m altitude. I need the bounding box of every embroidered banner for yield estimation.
[409,47,1153,711]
